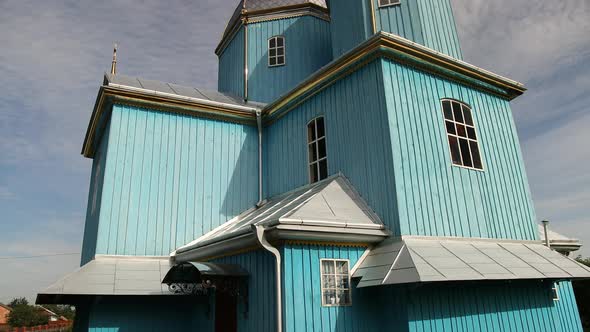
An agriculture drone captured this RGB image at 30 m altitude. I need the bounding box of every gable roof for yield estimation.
[173,175,389,262]
[353,236,590,288]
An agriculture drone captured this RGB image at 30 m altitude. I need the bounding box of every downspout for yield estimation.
[253,225,282,332]
[243,17,249,101]
[256,110,263,207]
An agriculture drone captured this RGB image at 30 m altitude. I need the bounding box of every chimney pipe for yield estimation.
[542,220,550,248]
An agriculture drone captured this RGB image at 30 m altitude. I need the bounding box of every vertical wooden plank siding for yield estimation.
[554,281,584,331]
[282,244,377,332]
[86,298,212,331]
[381,58,537,240]
[405,281,582,332]
[213,250,276,332]
[373,0,462,59]
[218,27,245,98]
[80,125,110,265]
[247,16,332,103]
[94,105,259,256]
[329,0,372,58]
[264,60,400,234]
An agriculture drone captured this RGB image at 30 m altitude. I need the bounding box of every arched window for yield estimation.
[441,99,483,170]
[268,36,285,67]
[307,117,327,183]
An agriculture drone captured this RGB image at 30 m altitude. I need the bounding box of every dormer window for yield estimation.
[268,36,285,67]
[378,0,401,7]
[307,117,327,183]
[442,99,483,170]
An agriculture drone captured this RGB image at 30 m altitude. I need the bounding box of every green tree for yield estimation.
[7,297,28,308]
[7,304,49,327]
[43,304,76,320]
[575,255,590,267]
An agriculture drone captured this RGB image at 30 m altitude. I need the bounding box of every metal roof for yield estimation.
[175,174,387,256]
[104,73,265,110]
[162,262,249,284]
[352,237,590,288]
[36,256,174,303]
[538,224,582,253]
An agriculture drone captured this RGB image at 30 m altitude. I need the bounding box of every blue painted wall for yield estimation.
[80,124,110,265]
[83,297,212,331]
[213,250,276,332]
[264,59,399,234]
[381,58,537,240]
[328,0,372,58]
[373,0,462,59]
[218,27,245,99]
[247,16,332,103]
[281,244,377,332]
[93,104,259,257]
[554,281,584,331]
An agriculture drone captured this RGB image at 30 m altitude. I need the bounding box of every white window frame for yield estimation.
[552,283,560,301]
[378,0,401,8]
[441,98,484,171]
[320,259,352,307]
[307,116,328,183]
[268,36,285,67]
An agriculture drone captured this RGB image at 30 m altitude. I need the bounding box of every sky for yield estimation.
[0,0,588,303]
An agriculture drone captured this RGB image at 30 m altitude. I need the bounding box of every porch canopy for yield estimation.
[352,237,590,288]
[162,261,249,284]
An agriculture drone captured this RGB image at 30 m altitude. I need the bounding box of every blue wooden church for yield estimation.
[37,0,590,331]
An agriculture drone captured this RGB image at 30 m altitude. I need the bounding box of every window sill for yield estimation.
[378,2,401,8]
[451,163,485,172]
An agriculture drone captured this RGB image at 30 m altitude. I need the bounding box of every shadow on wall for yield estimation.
[247,16,333,104]
[220,124,258,226]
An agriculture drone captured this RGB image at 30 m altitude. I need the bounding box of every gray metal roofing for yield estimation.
[352,237,590,288]
[538,224,580,243]
[177,175,384,253]
[104,73,265,109]
[38,256,174,296]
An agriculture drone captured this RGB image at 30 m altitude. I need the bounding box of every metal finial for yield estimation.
[110,43,118,75]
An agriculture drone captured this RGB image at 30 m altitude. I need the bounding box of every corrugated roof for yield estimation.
[353,237,590,288]
[104,73,265,109]
[37,256,174,298]
[176,175,385,254]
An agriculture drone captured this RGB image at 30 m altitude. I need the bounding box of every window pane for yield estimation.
[336,275,349,289]
[467,127,477,140]
[316,117,325,138]
[445,121,456,134]
[269,38,276,48]
[448,136,461,165]
[322,275,336,289]
[336,261,349,274]
[317,138,326,159]
[270,57,276,66]
[277,47,284,56]
[336,290,351,305]
[277,56,285,65]
[459,138,473,167]
[462,106,474,126]
[309,143,317,163]
[319,159,328,180]
[470,141,483,169]
[323,289,337,306]
[277,37,284,47]
[442,101,453,120]
[269,49,276,57]
[322,260,335,274]
[307,122,316,141]
[452,102,464,123]
[310,164,318,183]
[456,124,466,137]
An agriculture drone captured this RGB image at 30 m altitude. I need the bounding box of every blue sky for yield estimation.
[0,0,588,303]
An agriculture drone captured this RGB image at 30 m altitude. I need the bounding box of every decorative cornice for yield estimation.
[215,4,330,56]
[262,31,526,123]
[81,86,259,158]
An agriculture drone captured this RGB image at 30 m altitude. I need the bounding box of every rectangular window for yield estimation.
[442,99,484,170]
[268,36,285,67]
[379,0,401,7]
[308,117,328,183]
[321,259,351,306]
[552,284,559,301]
